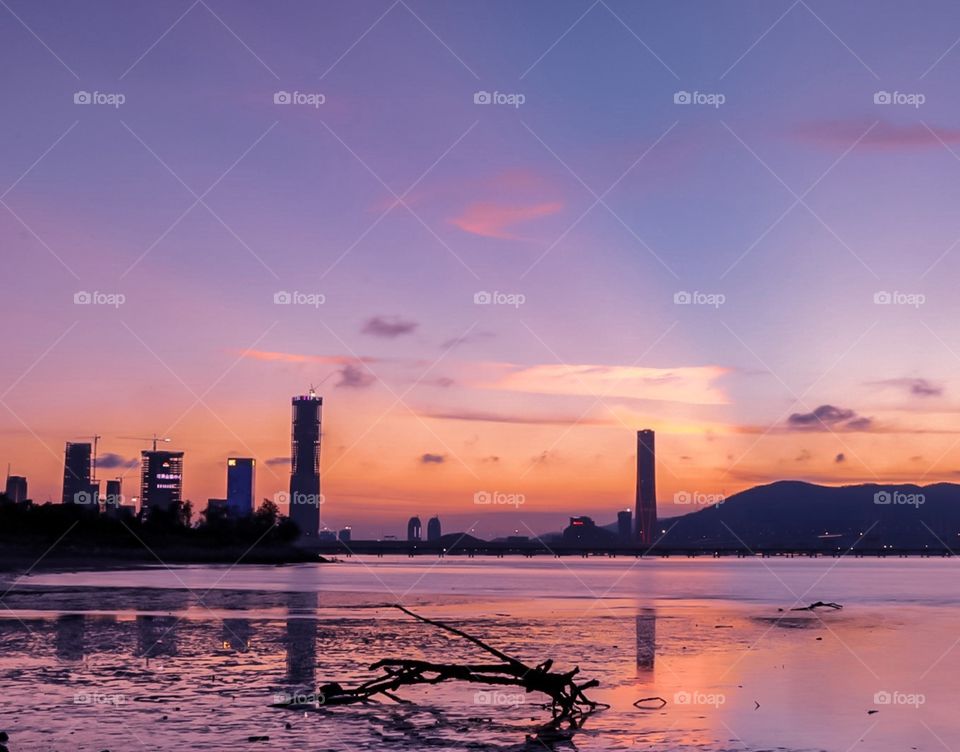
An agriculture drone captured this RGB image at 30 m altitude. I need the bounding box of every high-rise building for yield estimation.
[4,475,27,503]
[140,450,184,514]
[426,516,441,542]
[407,516,422,542]
[617,509,632,543]
[338,527,351,543]
[289,391,322,539]
[635,429,657,547]
[103,479,122,515]
[226,458,255,517]
[62,442,92,504]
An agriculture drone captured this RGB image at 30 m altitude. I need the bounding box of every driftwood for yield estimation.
[790,601,843,612]
[275,604,608,734]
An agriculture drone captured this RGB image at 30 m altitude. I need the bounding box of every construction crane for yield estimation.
[118,435,172,451]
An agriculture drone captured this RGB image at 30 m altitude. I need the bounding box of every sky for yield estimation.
[4,0,960,537]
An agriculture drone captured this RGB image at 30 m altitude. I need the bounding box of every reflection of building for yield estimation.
[426,516,441,542]
[226,458,255,517]
[635,430,657,546]
[55,614,86,662]
[636,609,656,670]
[617,509,632,543]
[4,475,27,503]
[222,618,253,652]
[140,450,184,514]
[289,392,322,539]
[62,442,92,504]
[285,591,318,687]
[137,614,179,658]
[407,516,422,542]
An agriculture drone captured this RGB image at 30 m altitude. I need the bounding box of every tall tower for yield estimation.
[62,442,92,504]
[226,458,256,517]
[140,450,184,514]
[634,429,657,547]
[289,390,322,539]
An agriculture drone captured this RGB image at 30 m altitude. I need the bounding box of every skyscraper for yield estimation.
[289,391,322,539]
[634,429,657,547]
[407,516,422,542]
[426,516,441,542]
[617,509,632,543]
[4,475,27,503]
[62,442,92,505]
[226,458,255,517]
[140,450,184,514]
[104,479,122,515]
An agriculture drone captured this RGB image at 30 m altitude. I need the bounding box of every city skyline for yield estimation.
[6,1,960,538]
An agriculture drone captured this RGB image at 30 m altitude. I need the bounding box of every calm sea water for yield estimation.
[0,557,956,750]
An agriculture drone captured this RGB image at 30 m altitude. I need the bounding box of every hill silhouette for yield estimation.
[660,480,960,549]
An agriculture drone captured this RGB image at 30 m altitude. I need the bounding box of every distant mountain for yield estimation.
[659,480,960,550]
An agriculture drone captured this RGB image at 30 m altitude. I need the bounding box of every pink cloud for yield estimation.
[794,120,960,150]
[450,200,563,239]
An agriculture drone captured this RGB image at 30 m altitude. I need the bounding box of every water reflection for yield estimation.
[285,591,318,687]
[635,608,655,671]
[55,613,85,661]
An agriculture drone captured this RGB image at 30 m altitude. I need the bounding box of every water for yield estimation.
[0,558,955,750]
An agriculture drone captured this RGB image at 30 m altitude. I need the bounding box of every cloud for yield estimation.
[870,377,943,397]
[420,453,445,464]
[336,363,376,389]
[786,404,873,432]
[794,120,960,150]
[96,453,139,470]
[441,330,495,349]
[484,363,730,405]
[362,315,418,338]
[835,453,846,463]
[241,350,379,365]
[421,408,610,426]
[795,449,812,462]
[265,456,291,467]
[451,201,563,239]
